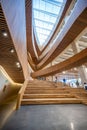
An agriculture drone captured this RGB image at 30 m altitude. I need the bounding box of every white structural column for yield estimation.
[72,42,87,86]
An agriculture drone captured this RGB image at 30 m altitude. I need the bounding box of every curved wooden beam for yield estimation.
[27,52,37,71]
[36,1,87,70]
[26,0,38,65]
[31,48,87,78]
[33,32,41,56]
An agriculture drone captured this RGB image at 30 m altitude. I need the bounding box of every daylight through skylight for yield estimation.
[33,0,65,46]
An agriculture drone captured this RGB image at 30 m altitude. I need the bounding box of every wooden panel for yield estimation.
[31,48,87,78]
[0,5,24,83]
[1,0,29,79]
[36,1,87,69]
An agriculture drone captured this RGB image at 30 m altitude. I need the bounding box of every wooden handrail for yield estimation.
[16,79,29,110]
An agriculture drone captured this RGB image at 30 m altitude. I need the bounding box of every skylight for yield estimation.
[33,0,65,46]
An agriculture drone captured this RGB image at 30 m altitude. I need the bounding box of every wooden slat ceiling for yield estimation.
[0,5,24,83]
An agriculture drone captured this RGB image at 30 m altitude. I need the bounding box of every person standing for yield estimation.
[63,78,66,86]
[76,80,79,87]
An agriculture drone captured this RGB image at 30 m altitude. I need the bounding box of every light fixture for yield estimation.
[16,62,21,68]
[74,67,77,71]
[3,32,8,37]
[62,71,66,74]
[1,30,8,37]
[16,62,20,66]
[10,49,14,53]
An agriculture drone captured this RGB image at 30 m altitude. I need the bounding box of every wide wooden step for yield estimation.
[26,87,85,90]
[25,89,70,92]
[21,98,82,105]
[26,87,69,90]
[24,89,85,94]
[23,94,76,99]
[24,90,70,94]
[27,84,55,88]
[20,80,86,106]
[26,87,85,92]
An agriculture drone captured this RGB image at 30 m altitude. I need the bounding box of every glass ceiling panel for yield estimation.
[33,0,65,46]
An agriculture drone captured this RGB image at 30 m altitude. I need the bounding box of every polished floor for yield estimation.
[1,104,87,130]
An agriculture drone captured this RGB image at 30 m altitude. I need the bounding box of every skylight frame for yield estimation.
[32,0,65,47]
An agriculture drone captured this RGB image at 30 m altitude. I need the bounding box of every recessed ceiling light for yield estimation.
[3,32,8,37]
[16,62,20,66]
[74,67,77,70]
[17,65,21,68]
[16,62,21,68]
[10,49,14,53]
[1,30,8,37]
[62,71,66,74]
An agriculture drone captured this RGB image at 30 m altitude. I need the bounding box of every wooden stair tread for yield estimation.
[22,98,80,101]
[21,98,81,105]
[23,94,73,96]
[23,93,76,99]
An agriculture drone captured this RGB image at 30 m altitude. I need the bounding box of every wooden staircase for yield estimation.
[21,80,87,105]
